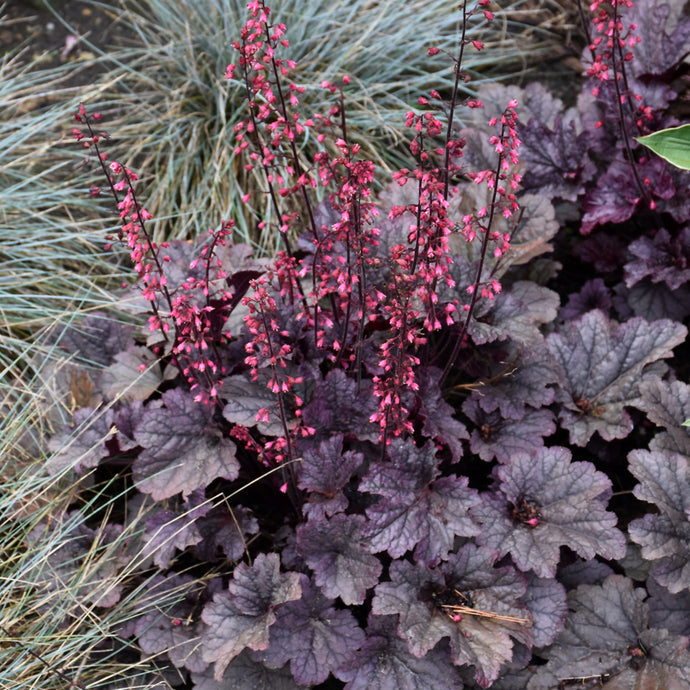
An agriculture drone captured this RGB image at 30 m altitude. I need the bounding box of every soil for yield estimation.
[1,0,586,96]
[1,0,132,84]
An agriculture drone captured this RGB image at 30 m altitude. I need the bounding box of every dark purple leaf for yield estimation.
[573,232,627,273]
[561,278,613,321]
[334,614,464,689]
[195,505,259,563]
[133,574,208,673]
[622,280,690,321]
[296,513,382,606]
[529,575,690,689]
[142,490,211,568]
[475,663,535,689]
[255,574,365,685]
[581,156,675,235]
[360,438,480,564]
[464,396,555,464]
[575,86,610,155]
[647,578,690,637]
[200,553,302,681]
[470,282,559,347]
[580,159,639,234]
[49,312,134,366]
[371,545,531,687]
[297,434,363,519]
[471,447,625,577]
[47,407,115,474]
[628,449,690,593]
[661,165,690,224]
[558,558,616,590]
[637,377,690,456]
[546,310,687,445]
[467,343,560,421]
[629,0,690,77]
[111,401,142,451]
[520,573,567,648]
[415,366,468,461]
[619,542,654,583]
[302,369,379,443]
[625,228,690,291]
[519,113,595,201]
[190,651,301,689]
[133,388,239,500]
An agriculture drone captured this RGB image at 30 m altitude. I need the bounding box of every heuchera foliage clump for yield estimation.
[45,0,690,686]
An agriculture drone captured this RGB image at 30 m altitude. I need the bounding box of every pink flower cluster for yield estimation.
[369,98,464,438]
[242,256,315,464]
[73,104,235,403]
[586,0,652,128]
[229,0,315,234]
[228,0,521,443]
[461,99,521,302]
[308,98,382,361]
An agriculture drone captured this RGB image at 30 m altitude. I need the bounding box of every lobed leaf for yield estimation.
[464,396,556,464]
[561,278,613,321]
[546,310,687,445]
[628,449,690,593]
[302,369,380,443]
[629,0,690,77]
[334,614,464,689]
[638,376,690,456]
[133,388,239,500]
[520,573,568,648]
[200,553,302,681]
[360,438,480,564]
[296,513,382,606]
[221,374,287,436]
[142,490,211,568]
[372,545,531,687]
[416,366,468,461]
[133,574,208,673]
[47,407,116,474]
[195,505,259,563]
[297,434,364,519]
[470,282,560,347]
[625,228,690,291]
[471,447,625,577]
[255,574,365,685]
[466,343,561,421]
[528,575,690,689]
[647,578,690,637]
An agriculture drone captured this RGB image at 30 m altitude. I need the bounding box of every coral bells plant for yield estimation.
[38,0,690,687]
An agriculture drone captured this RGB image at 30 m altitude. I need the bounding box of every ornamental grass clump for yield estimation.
[8,0,690,687]
[46,0,544,254]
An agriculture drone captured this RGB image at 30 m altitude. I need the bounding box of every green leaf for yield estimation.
[636,124,690,170]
